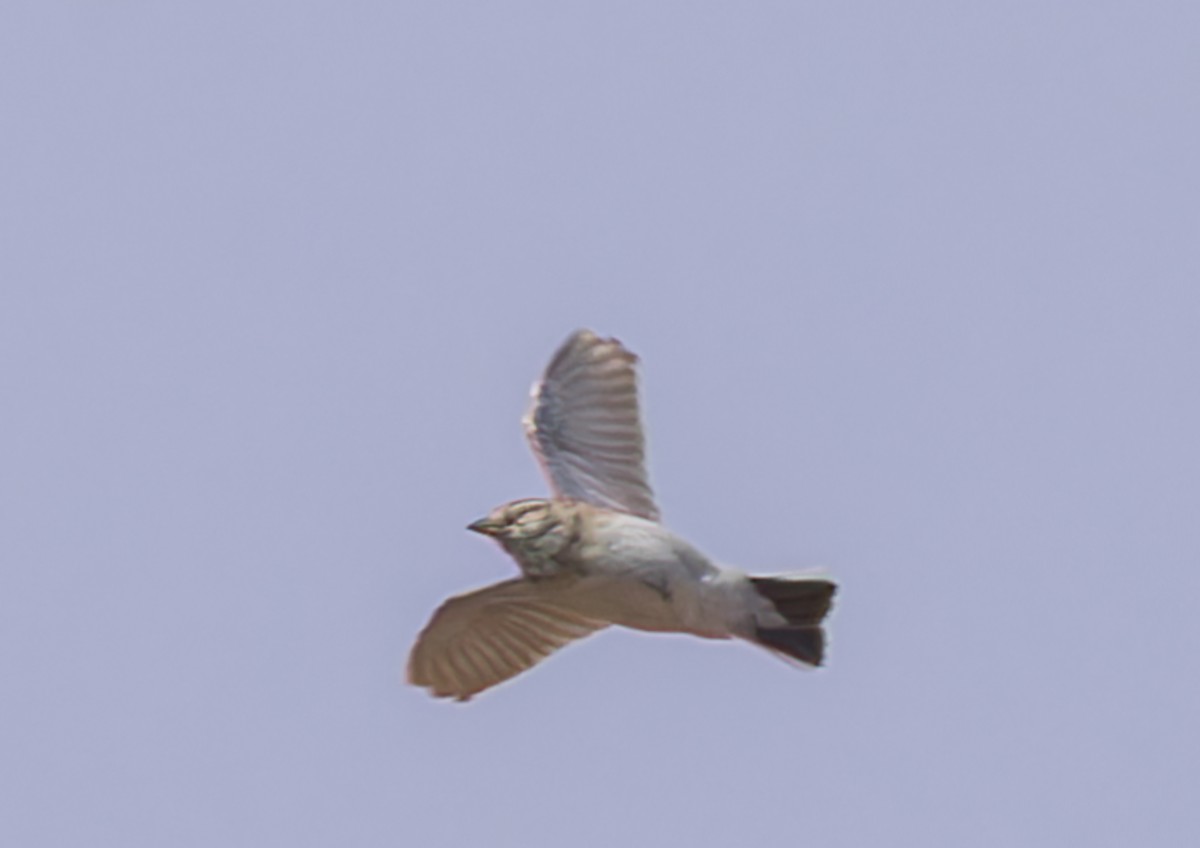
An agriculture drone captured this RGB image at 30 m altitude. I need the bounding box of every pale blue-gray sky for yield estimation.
[3,3,1199,846]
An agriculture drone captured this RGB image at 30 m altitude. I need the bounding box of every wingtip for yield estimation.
[564,328,637,360]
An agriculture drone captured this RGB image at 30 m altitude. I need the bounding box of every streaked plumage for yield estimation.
[408,330,837,701]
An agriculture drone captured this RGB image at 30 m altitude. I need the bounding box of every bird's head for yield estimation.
[467,498,561,542]
[467,499,576,572]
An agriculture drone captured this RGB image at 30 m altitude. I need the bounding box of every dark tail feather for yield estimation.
[749,577,837,667]
[755,626,827,666]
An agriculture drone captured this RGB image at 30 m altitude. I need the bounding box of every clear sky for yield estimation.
[3,3,1198,846]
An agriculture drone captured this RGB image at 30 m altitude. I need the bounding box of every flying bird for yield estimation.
[407,330,837,700]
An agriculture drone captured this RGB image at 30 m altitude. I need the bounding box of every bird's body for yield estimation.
[490,500,757,638]
[408,330,837,701]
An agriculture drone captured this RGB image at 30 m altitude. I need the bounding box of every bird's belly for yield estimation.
[578,580,685,632]
[565,572,727,638]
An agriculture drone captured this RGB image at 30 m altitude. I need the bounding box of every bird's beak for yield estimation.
[467,517,501,536]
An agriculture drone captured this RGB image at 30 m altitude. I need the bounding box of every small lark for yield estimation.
[408,330,836,700]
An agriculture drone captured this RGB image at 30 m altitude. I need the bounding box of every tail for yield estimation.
[748,576,837,667]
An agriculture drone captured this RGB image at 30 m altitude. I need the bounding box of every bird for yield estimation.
[407,330,837,701]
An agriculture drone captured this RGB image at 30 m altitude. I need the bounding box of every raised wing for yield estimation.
[523,330,660,521]
[407,578,607,701]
